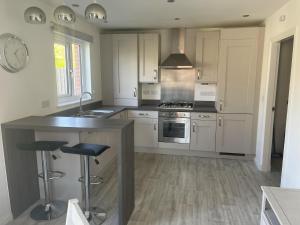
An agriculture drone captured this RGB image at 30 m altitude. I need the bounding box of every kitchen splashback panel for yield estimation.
[161,69,195,102]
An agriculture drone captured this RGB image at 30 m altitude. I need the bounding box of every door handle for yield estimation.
[218,117,222,127]
[154,69,158,80]
[192,123,196,132]
[219,100,223,112]
[133,88,137,97]
[197,69,201,80]
[200,115,210,118]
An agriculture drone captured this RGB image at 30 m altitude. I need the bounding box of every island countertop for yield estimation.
[1,115,134,225]
[3,116,133,132]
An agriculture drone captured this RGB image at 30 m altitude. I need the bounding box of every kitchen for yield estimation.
[1,0,300,225]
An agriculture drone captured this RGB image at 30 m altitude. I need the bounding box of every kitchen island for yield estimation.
[1,116,134,225]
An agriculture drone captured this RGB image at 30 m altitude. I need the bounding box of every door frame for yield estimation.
[258,28,297,172]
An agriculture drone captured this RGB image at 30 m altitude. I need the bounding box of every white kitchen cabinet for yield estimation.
[109,111,128,120]
[133,118,158,148]
[195,31,220,83]
[112,34,138,106]
[217,29,260,113]
[128,111,158,148]
[190,113,216,152]
[216,114,253,154]
[139,33,160,83]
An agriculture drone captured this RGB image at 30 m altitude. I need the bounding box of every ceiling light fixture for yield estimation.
[85,3,107,22]
[24,7,46,24]
[54,5,76,24]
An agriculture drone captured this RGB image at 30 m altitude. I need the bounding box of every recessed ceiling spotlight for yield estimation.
[71,4,80,8]
[174,17,180,21]
[168,0,175,3]
[242,14,250,18]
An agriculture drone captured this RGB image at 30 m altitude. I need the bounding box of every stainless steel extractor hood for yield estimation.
[160,28,193,69]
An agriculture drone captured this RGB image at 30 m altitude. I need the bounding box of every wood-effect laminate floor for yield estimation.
[7,153,280,225]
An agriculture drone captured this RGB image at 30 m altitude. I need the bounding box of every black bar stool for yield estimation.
[17,141,68,221]
[61,143,110,225]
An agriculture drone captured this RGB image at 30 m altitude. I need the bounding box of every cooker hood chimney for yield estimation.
[160,28,193,69]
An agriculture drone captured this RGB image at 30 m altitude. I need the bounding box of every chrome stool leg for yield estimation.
[83,156,106,225]
[30,151,67,221]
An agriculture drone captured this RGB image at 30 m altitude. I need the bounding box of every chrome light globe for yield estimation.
[24,7,46,24]
[85,3,107,22]
[54,5,76,24]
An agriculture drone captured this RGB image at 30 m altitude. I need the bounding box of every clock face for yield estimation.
[0,33,29,73]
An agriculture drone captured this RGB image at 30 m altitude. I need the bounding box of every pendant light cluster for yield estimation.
[24,2,107,25]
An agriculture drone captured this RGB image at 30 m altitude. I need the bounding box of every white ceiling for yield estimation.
[44,0,289,29]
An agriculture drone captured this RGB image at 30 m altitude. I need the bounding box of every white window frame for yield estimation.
[54,33,92,107]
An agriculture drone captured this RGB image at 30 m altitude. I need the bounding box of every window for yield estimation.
[54,34,91,106]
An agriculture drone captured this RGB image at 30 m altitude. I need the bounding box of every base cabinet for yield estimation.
[216,114,253,154]
[190,113,216,152]
[134,118,158,148]
[128,111,158,148]
[109,111,128,120]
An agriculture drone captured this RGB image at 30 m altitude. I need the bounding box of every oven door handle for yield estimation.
[159,119,190,123]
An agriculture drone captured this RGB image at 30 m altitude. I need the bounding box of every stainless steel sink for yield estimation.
[90,109,114,114]
[75,109,114,118]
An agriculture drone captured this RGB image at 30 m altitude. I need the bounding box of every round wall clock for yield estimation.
[0,33,29,73]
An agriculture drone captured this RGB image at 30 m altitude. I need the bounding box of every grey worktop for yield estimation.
[99,103,217,117]
[3,115,133,132]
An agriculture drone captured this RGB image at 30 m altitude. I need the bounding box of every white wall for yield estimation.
[0,0,102,223]
[256,0,300,188]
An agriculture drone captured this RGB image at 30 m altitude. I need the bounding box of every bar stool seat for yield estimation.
[17,141,68,221]
[61,143,110,225]
[60,143,110,156]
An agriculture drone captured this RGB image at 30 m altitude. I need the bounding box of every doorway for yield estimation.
[271,37,294,173]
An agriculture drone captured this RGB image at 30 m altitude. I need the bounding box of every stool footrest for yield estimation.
[78,176,104,185]
[38,171,65,180]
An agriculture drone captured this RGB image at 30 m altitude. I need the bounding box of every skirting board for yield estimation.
[135,147,255,161]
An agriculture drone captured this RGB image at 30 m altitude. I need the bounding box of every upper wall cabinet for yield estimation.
[113,34,139,106]
[217,28,262,114]
[139,33,160,83]
[195,31,220,83]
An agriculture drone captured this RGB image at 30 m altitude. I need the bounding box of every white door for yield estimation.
[217,39,258,113]
[139,33,159,83]
[113,34,138,106]
[195,31,220,83]
[190,120,216,152]
[216,114,253,154]
[133,118,158,148]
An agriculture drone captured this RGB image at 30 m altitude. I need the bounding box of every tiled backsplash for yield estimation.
[141,83,216,101]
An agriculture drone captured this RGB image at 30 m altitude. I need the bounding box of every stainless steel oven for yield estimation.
[158,112,191,144]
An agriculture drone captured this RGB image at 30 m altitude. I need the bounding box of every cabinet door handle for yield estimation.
[133,88,137,97]
[197,69,201,80]
[139,113,145,116]
[219,100,223,112]
[200,115,210,118]
[218,117,222,127]
[154,124,157,131]
[192,123,196,132]
[154,69,158,80]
